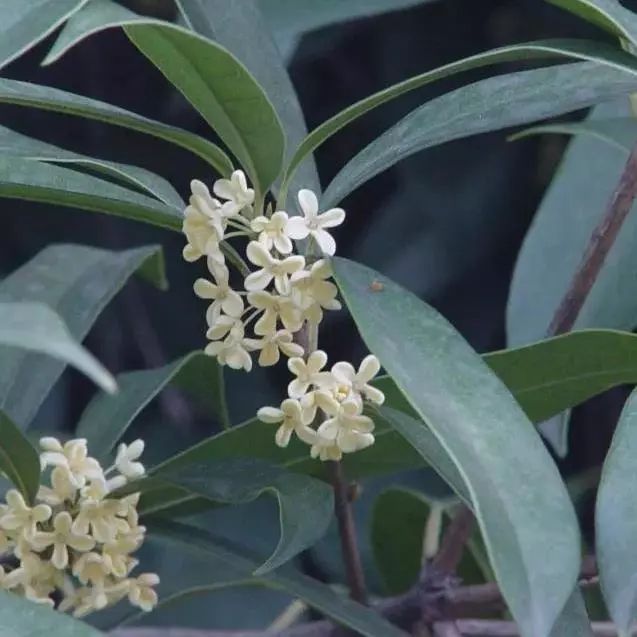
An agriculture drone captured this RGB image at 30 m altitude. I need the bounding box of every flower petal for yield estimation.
[312,229,336,256]
[331,361,355,385]
[257,406,284,423]
[317,207,345,228]
[358,355,381,383]
[297,189,318,217]
[245,269,273,291]
[193,279,218,299]
[246,241,271,268]
[286,216,310,240]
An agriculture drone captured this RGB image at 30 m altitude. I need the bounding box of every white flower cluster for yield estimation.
[0,438,158,617]
[182,169,384,460]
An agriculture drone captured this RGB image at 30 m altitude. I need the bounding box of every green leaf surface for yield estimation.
[322,62,637,207]
[0,301,116,398]
[0,411,41,504]
[136,458,334,573]
[143,520,408,637]
[0,125,184,209]
[371,488,489,595]
[547,0,637,47]
[125,22,284,194]
[0,155,182,231]
[509,117,637,154]
[0,0,88,70]
[332,257,580,637]
[282,39,637,194]
[0,244,165,429]
[176,0,320,199]
[596,387,637,633]
[506,100,637,454]
[137,329,637,518]
[0,589,103,636]
[549,590,595,637]
[76,352,227,461]
[0,77,233,176]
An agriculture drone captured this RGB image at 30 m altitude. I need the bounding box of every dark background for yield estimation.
[1,0,631,629]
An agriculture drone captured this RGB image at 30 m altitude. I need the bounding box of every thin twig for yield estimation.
[548,139,637,335]
[432,622,463,637]
[454,619,633,636]
[327,460,368,605]
[432,506,475,574]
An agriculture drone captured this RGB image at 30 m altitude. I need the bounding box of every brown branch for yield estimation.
[548,139,637,335]
[432,622,462,637]
[432,506,475,574]
[326,460,368,605]
[454,619,632,636]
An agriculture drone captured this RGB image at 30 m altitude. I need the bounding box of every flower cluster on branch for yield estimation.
[0,438,158,617]
[182,170,385,460]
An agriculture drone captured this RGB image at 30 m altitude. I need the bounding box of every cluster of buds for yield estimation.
[182,169,385,460]
[0,438,158,617]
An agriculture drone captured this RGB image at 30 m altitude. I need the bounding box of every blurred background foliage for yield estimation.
[1,0,630,629]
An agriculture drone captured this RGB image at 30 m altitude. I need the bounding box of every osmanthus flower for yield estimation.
[194,260,244,323]
[213,169,255,217]
[291,259,342,323]
[286,189,345,256]
[251,210,293,254]
[0,437,158,617]
[287,350,335,399]
[247,290,303,335]
[257,398,317,447]
[331,355,385,405]
[244,329,304,367]
[205,319,253,372]
[182,183,226,264]
[245,241,305,294]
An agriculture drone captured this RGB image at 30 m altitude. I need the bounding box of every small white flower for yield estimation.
[115,440,146,480]
[291,259,341,323]
[309,437,343,462]
[245,241,305,294]
[205,320,253,372]
[245,330,304,367]
[315,393,375,454]
[127,573,160,612]
[213,170,254,217]
[251,211,293,254]
[194,260,244,324]
[287,350,334,399]
[182,180,226,263]
[247,290,303,335]
[0,490,51,537]
[257,399,317,447]
[331,355,385,405]
[37,466,76,506]
[286,189,345,256]
[39,438,103,488]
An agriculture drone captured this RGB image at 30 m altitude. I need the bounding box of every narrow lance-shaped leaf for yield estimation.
[596,388,637,633]
[322,62,637,207]
[0,244,165,429]
[138,329,637,517]
[112,521,408,637]
[125,22,285,194]
[0,77,233,176]
[0,411,41,504]
[176,0,321,199]
[76,352,228,462]
[131,458,334,574]
[0,0,88,70]
[0,301,116,398]
[547,0,637,47]
[0,124,184,209]
[333,257,580,637]
[281,38,637,195]
[0,155,182,231]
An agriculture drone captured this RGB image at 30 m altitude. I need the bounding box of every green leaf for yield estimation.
[506,100,637,454]
[322,62,637,207]
[135,458,334,573]
[509,117,637,154]
[0,244,165,428]
[0,0,88,70]
[0,589,103,636]
[76,352,227,462]
[0,411,41,503]
[125,22,285,194]
[0,124,184,209]
[547,0,637,47]
[0,155,182,231]
[137,329,637,517]
[281,39,637,195]
[596,387,637,633]
[0,301,116,397]
[176,0,320,199]
[332,257,580,637]
[549,590,595,637]
[0,77,233,176]
[371,488,489,595]
[142,520,408,637]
